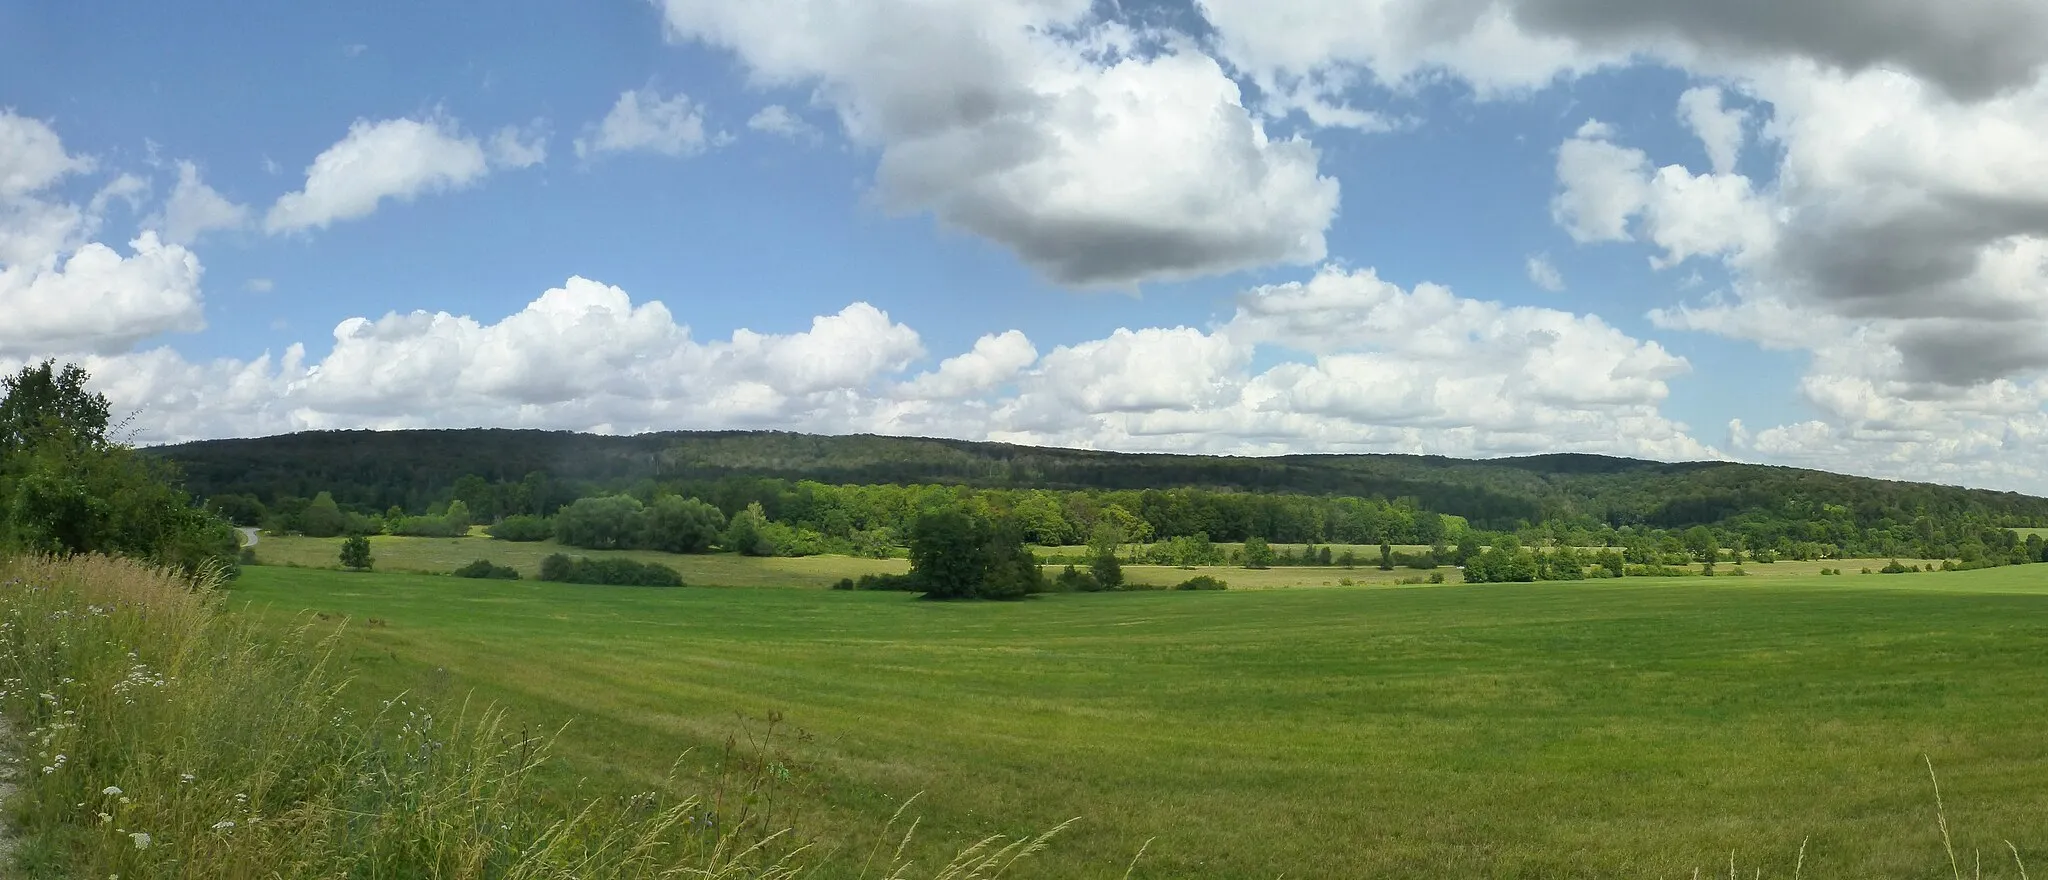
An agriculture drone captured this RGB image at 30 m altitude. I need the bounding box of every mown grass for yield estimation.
[0,556,1070,879]
[229,563,2048,878]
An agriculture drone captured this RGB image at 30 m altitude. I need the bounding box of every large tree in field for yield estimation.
[643,495,725,553]
[0,361,238,573]
[909,508,1043,600]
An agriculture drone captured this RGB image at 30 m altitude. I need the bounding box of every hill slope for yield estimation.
[151,429,2048,531]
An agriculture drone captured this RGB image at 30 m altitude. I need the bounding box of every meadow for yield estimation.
[227,562,2048,878]
[249,533,1917,590]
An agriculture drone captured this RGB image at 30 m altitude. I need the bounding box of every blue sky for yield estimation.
[5,0,2047,493]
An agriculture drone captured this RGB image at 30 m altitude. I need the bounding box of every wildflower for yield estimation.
[179,773,194,783]
[101,785,122,796]
[211,820,235,831]
[129,832,151,850]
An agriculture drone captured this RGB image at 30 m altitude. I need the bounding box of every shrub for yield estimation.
[488,514,553,542]
[339,535,373,571]
[1174,575,1228,591]
[1428,571,1446,584]
[1881,559,1914,574]
[453,559,520,580]
[1053,565,1100,593]
[832,577,856,591]
[853,572,922,592]
[537,553,684,587]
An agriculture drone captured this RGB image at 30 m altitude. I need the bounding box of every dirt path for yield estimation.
[0,716,20,875]
[239,527,260,548]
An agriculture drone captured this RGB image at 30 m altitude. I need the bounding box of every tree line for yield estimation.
[0,362,238,573]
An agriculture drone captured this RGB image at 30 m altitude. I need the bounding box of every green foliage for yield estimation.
[643,495,727,553]
[1174,575,1228,591]
[0,362,238,575]
[537,553,684,586]
[339,535,373,571]
[206,493,268,527]
[554,494,646,549]
[1089,546,1124,589]
[907,508,1043,600]
[1242,535,1275,569]
[487,513,553,542]
[299,491,348,538]
[387,498,471,537]
[724,501,776,557]
[453,559,520,579]
[1881,559,1915,574]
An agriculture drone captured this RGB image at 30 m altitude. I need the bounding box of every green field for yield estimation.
[250,533,1924,591]
[228,563,2048,878]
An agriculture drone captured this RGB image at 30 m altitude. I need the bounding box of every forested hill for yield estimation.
[151,428,2048,532]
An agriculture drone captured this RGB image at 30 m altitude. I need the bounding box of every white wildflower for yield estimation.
[211,820,234,831]
[101,785,122,795]
[129,831,151,850]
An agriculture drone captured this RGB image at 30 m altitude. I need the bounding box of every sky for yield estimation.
[4,1,2048,494]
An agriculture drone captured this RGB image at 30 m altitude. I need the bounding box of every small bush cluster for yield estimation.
[486,514,553,542]
[1173,575,1228,591]
[537,553,684,587]
[831,573,922,592]
[453,559,521,580]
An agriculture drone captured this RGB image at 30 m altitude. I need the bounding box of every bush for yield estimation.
[852,572,922,592]
[1881,559,1914,574]
[488,514,553,542]
[536,553,683,587]
[832,577,856,591]
[453,559,520,580]
[1174,575,1228,591]
[339,535,373,571]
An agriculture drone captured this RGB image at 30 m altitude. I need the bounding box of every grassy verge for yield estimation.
[0,556,1062,879]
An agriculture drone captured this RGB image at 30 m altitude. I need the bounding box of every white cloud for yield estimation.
[1677,86,1748,175]
[1526,253,1565,291]
[0,111,93,197]
[575,88,709,159]
[0,112,208,357]
[0,233,205,355]
[245,278,274,293]
[659,0,1339,287]
[746,104,818,141]
[266,115,535,234]
[1,266,1710,467]
[898,331,1037,400]
[155,161,249,244]
[1551,121,1651,242]
[488,123,549,168]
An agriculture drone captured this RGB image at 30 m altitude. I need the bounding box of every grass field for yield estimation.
[251,533,1923,591]
[228,564,2048,878]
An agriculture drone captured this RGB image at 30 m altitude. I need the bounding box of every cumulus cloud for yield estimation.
[0,111,208,357]
[155,161,249,244]
[575,88,710,159]
[266,115,540,233]
[658,0,1339,287]
[1196,0,2048,107]
[1,266,1711,467]
[897,331,1037,400]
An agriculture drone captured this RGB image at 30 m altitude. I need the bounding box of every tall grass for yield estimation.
[0,555,1062,879]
